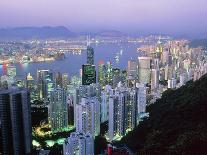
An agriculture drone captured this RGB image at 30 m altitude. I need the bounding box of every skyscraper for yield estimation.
[26,73,37,102]
[98,60,106,87]
[76,97,100,137]
[82,64,96,85]
[127,59,138,79]
[138,57,152,84]
[106,61,113,85]
[108,83,138,141]
[62,73,69,90]
[63,132,94,155]
[0,88,31,155]
[48,88,68,133]
[151,69,159,92]
[87,46,94,65]
[37,69,54,100]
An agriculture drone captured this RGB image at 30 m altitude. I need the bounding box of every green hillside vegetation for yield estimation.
[119,74,207,155]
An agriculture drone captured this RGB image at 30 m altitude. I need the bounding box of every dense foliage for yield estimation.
[119,74,207,155]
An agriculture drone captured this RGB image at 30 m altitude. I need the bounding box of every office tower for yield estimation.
[151,69,159,92]
[127,59,137,79]
[0,88,31,155]
[37,69,53,100]
[106,61,113,85]
[62,73,69,90]
[63,132,94,155]
[108,83,138,141]
[48,88,68,133]
[101,85,113,123]
[82,64,96,85]
[67,94,74,126]
[138,57,152,84]
[26,73,37,102]
[76,97,100,137]
[55,72,62,88]
[6,65,16,78]
[98,60,106,87]
[87,46,94,65]
[136,83,147,114]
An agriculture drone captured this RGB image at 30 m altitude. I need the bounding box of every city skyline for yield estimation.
[0,0,207,38]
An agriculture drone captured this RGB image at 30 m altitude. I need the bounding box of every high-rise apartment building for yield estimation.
[48,88,68,133]
[75,97,100,137]
[0,88,31,155]
[63,132,94,155]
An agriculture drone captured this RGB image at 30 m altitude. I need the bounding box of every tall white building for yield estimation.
[151,69,159,92]
[75,97,100,137]
[63,132,94,155]
[138,57,152,84]
[48,88,68,133]
[101,85,113,123]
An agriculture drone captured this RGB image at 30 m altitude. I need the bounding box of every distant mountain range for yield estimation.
[0,26,76,40]
[0,27,127,41]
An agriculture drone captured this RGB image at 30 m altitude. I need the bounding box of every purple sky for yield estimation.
[0,0,207,37]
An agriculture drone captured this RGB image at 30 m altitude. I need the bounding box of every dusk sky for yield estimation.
[0,0,207,37]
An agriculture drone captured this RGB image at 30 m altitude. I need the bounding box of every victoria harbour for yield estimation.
[0,42,141,79]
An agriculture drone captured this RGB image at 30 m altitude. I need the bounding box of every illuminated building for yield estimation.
[0,88,31,155]
[98,60,106,87]
[101,85,113,123]
[108,83,139,141]
[6,65,16,78]
[87,44,94,65]
[26,73,37,102]
[48,88,68,133]
[127,59,137,79]
[63,132,94,155]
[62,73,69,90]
[161,49,170,65]
[151,69,159,92]
[75,97,100,137]
[106,61,113,85]
[179,73,186,86]
[155,39,164,58]
[168,78,177,89]
[67,94,74,126]
[82,64,96,85]
[138,57,152,84]
[37,69,54,100]
[55,72,62,88]
[0,75,14,89]
[136,83,147,114]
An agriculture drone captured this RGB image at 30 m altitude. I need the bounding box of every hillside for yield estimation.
[119,74,207,155]
[0,26,75,40]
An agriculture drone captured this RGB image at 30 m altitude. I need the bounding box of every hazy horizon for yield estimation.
[0,0,207,38]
